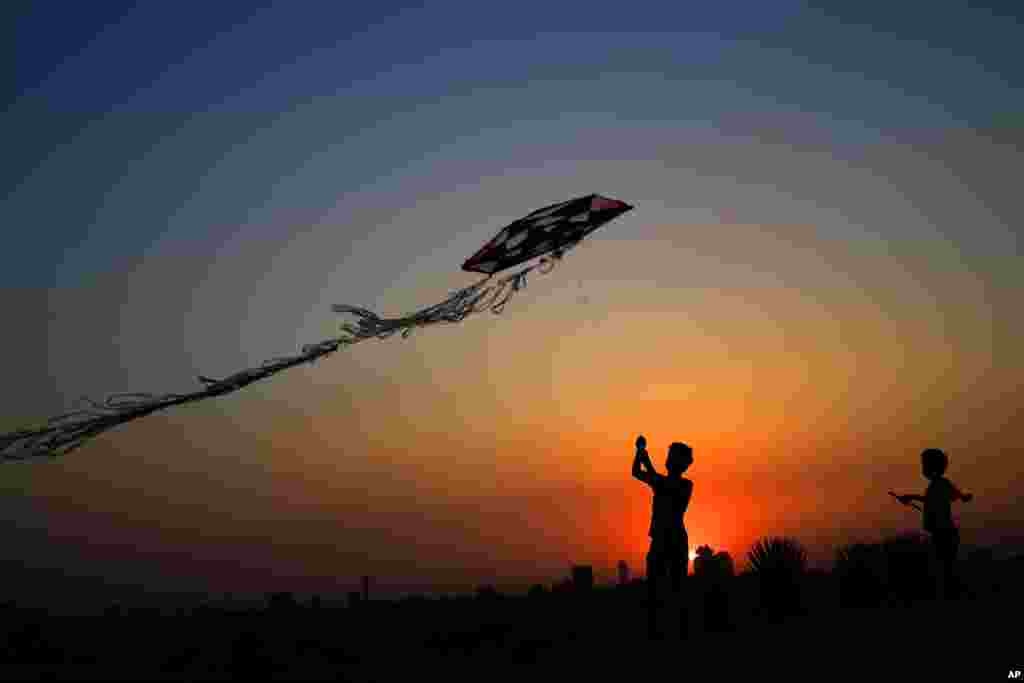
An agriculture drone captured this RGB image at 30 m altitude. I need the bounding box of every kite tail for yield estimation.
[0,252,567,462]
[0,338,349,462]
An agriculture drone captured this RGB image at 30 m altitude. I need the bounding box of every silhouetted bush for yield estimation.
[695,545,735,580]
[747,536,807,618]
[882,533,935,604]
[527,583,548,600]
[835,542,888,608]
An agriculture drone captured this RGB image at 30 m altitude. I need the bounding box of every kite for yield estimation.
[1,193,633,462]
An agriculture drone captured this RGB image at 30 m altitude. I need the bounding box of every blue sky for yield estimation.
[8,1,1020,289]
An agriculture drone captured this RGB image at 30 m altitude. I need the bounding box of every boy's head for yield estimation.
[921,448,948,479]
[666,442,693,476]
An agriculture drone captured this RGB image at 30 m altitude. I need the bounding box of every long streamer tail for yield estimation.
[1,253,565,462]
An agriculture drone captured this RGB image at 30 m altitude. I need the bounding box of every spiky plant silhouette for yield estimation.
[748,536,808,575]
[747,536,807,618]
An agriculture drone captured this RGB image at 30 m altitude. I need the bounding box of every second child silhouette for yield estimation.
[632,435,694,638]
[893,448,973,599]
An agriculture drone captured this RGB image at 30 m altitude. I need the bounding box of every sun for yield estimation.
[689,549,698,562]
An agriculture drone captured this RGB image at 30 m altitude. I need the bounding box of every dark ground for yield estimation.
[1,560,1020,681]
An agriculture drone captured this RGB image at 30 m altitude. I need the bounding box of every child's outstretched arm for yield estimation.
[891,491,924,504]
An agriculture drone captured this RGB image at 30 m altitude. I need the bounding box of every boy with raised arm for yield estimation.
[632,435,694,637]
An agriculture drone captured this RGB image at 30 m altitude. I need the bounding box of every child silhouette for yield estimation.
[632,435,694,637]
[893,448,973,599]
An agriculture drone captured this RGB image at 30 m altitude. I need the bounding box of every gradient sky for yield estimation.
[4,1,1022,608]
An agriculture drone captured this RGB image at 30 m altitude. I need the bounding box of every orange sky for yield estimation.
[13,208,1021,598]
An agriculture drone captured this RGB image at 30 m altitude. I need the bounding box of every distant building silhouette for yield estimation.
[617,560,630,585]
[347,591,361,609]
[361,576,371,602]
[268,591,297,611]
